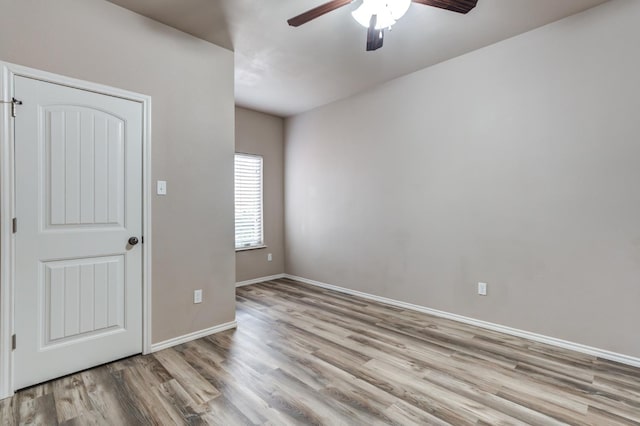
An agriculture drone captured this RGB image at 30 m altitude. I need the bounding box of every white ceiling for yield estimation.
[107,0,610,117]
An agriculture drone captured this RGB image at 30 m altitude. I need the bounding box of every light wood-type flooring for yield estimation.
[1,278,640,425]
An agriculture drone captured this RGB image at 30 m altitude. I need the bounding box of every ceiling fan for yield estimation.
[287,0,478,51]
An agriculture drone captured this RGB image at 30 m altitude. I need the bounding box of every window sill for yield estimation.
[236,245,267,252]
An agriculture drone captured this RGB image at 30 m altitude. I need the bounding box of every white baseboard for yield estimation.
[150,320,238,352]
[236,273,286,288]
[283,274,640,368]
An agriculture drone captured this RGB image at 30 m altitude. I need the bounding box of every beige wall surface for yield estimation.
[285,0,640,357]
[235,107,285,282]
[0,0,236,343]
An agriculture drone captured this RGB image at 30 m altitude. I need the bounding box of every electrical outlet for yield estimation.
[267,253,273,262]
[194,289,203,304]
[157,180,167,195]
[478,282,487,296]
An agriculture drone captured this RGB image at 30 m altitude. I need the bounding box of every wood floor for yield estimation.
[2,278,640,425]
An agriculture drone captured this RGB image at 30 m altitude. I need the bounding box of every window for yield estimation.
[235,153,264,250]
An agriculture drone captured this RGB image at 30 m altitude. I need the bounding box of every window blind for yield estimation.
[235,153,263,249]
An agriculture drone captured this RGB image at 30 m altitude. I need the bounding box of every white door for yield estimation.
[13,76,143,390]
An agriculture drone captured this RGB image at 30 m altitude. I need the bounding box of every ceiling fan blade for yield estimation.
[288,0,354,27]
[411,0,478,14]
[366,15,384,51]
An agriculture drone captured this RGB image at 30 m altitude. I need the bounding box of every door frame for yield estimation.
[0,61,153,399]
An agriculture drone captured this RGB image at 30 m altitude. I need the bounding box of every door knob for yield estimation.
[128,237,139,246]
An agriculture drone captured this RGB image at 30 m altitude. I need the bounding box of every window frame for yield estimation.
[234,152,265,251]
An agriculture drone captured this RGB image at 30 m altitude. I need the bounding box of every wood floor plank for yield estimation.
[51,374,93,423]
[261,367,365,424]
[58,410,108,426]
[266,335,405,421]
[198,395,253,426]
[0,393,18,426]
[586,404,640,426]
[18,393,59,426]
[383,400,452,426]
[3,278,640,425]
[185,349,296,426]
[130,353,175,386]
[365,357,530,425]
[155,379,207,425]
[152,348,221,406]
[216,355,304,426]
[81,366,143,425]
[117,365,181,424]
[179,345,270,425]
[110,369,159,424]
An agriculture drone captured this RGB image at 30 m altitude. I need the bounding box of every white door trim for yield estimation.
[0,61,153,399]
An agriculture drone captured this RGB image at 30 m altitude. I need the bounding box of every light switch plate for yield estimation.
[157,180,167,195]
[478,282,487,296]
[194,289,202,304]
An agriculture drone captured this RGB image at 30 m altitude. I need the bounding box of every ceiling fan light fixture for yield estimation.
[351,0,411,29]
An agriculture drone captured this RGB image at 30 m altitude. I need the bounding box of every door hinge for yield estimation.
[12,98,22,117]
[12,334,16,350]
[12,218,17,233]
[1,98,22,118]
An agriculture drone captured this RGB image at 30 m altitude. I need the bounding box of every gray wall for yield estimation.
[0,0,236,344]
[285,0,640,357]
[235,107,285,282]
